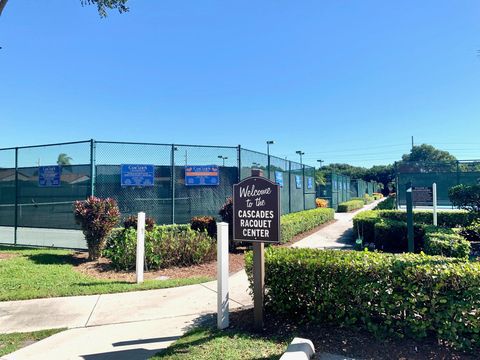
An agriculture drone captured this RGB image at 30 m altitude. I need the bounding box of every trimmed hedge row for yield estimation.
[373,195,396,210]
[104,224,216,270]
[354,210,474,243]
[245,248,480,351]
[424,226,471,259]
[373,219,424,253]
[280,208,334,243]
[337,200,364,213]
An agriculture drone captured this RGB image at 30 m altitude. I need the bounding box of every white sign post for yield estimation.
[217,222,229,330]
[433,183,437,226]
[136,212,146,284]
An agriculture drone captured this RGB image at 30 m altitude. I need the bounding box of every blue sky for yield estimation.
[1,0,479,168]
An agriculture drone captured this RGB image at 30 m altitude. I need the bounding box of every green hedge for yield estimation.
[245,248,480,351]
[373,219,424,253]
[354,210,474,243]
[104,224,216,270]
[337,200,364,213]
[363,194,374,204]
[424,226,471,259]
[280,208,334,243]
[374,195,396,210]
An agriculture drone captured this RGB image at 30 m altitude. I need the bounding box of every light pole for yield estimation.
[317,159,324,170]
[295,150,304,165]
[218,155,228,167]
[266,140,274,179]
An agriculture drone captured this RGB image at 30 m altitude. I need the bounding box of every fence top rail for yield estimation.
[241,147,314,170]
[0,140,92,151]
[96,140,238,149]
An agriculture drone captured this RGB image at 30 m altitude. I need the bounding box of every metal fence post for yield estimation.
[288,161,292,213]
[302,165,306,210]
[456,160,460,185]
[14,147,18,245]
[89,139,96,197]
[171,144,176,224]
[237,145,241,182]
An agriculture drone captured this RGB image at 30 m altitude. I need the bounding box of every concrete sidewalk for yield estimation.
[2,200,382,359]
[292,199,383,249]
[1,271,251,359]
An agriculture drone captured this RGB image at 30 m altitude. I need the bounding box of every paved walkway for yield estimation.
[2,200,383,359]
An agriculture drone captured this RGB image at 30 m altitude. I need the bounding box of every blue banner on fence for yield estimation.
[295,175,302,189]
[185,165,219,186]
[275,171,284,187]
[307,177,313,189]
[121,164,154,187]
[38,166,61,187]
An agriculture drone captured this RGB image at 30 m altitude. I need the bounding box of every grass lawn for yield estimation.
[0,246,211,301]
[152,327,288,360]
[0,328,64,356]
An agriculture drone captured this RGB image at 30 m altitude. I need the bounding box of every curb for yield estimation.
[280,337,315,359]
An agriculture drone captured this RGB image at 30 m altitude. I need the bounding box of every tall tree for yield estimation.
[401,144,457,163]
[0,0,129,17]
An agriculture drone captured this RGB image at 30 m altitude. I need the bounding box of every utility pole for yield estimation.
[411,136,414,150]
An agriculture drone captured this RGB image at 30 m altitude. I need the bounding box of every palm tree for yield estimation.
[57,153,73,166]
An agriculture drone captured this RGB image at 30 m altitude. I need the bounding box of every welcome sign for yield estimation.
[233,176,280,243]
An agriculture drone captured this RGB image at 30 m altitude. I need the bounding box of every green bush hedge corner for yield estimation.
[423,226,471,259]
[337,200,364,213]
[280,208,334,243]
[104,224,216,270]
[245,248,480,351]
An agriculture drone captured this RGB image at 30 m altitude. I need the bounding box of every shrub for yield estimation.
[190,216,217,238]
[219,197,235,249]
[372,192,384,200]
[459,218,480,242]
[74,196,120,260]
[104,224,215,270]
[374,195,396,210]
[337,200,364,213]
[123,214,156,232]
[280,208,334,243]
[245,248,480,351]
[449,184,480,212]
[363,194,374,204]
[373,219,424,252]
[352,211,379,242]
[424,226,471,259]
[315,198,329,208]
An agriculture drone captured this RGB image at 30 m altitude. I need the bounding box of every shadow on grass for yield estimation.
[27,253,83,266]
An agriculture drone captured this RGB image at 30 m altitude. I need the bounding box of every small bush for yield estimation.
[104,224,215,270]
[363,194,375,204]
[245,248,480,351]
[449,184,480,212]
[424,226,471,259]
[74,196,120,260]
[372,192,384,200]
[352,211,379,242]
[374,195,396,210]
[123,214,156,232]
[219,197,235,250]
[337,200,364,212]
[190,216,217,238]
[315,198,329,208]
[280,208,334,243]
[460,218,480,242]
[373,219,424,252]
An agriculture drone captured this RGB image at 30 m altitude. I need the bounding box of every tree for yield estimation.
[57,153,73,166]
[0,0,129,17]
[401,144,457,163]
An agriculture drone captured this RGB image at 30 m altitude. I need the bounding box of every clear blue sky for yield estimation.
[1,0,479,168]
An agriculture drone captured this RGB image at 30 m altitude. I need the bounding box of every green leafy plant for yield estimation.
[74,196,120,260]
[280,208,334,243]
[449,184,480,212]
[245,248,480,351]
[104,224,215,270]
[460,218,480,242]
[423,226,471,259]
[337,199,364,212]
[190,216,217,238]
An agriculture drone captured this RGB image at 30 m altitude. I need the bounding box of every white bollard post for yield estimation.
[217,222,229,329]
[136,212,146,284]
[433,183,437,226]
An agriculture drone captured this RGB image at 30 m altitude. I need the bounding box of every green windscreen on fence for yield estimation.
[396,161,480,207]
[318,172,351,210]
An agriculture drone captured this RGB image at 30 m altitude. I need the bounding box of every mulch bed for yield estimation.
[227,307,476,360]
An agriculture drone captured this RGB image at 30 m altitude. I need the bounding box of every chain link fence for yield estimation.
[396,160,480,208]
[317,172,352,210]
[0,140,315,248]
